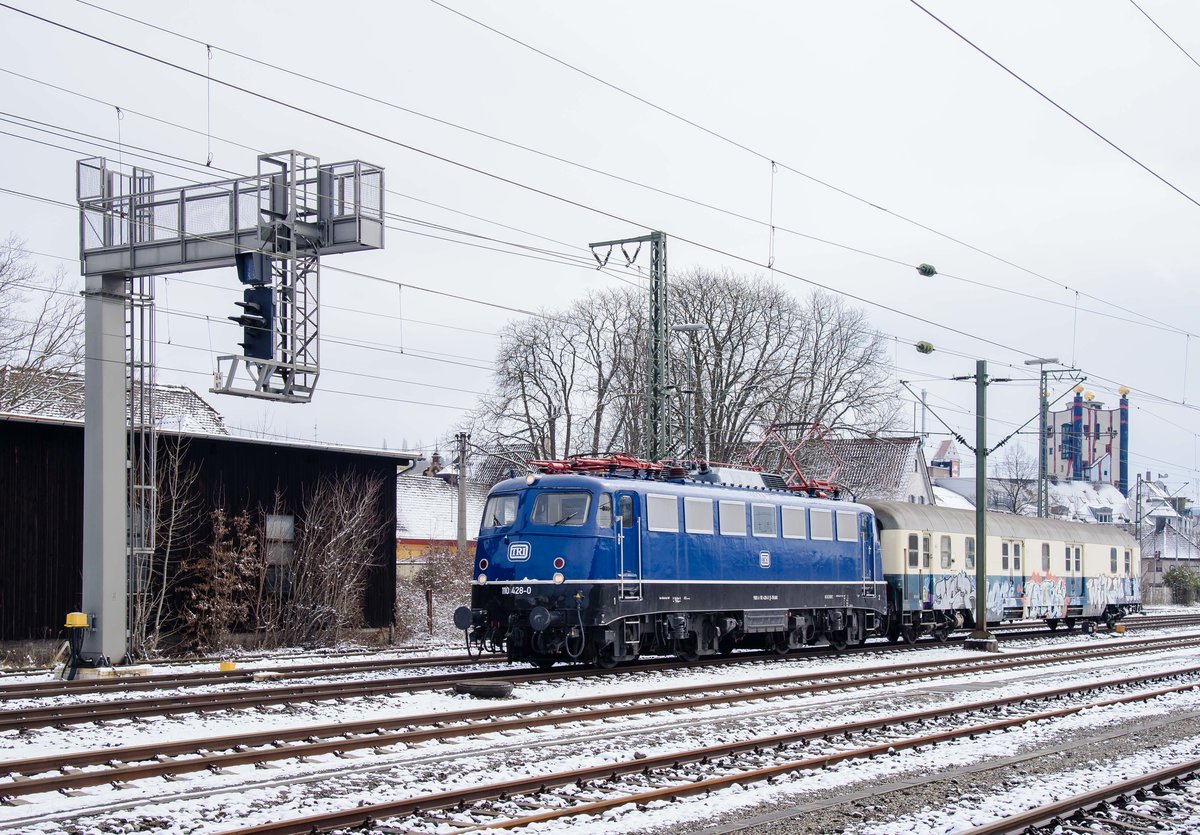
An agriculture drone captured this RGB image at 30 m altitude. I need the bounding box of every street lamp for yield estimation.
[1023,357,1060,519]
[671,323,705,460]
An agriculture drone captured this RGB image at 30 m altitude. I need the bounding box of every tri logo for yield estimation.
[508,541,531,561]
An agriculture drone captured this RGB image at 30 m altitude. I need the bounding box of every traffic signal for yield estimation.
[229,285,274,359]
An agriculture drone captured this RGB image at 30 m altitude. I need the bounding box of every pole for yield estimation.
[967,359,998,650]
[81,273,129,665]
[456,431,469,558]
[1037,368,1048,518]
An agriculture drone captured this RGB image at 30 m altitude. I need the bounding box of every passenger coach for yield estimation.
[867,501,1141,641]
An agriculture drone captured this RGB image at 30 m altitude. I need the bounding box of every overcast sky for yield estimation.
[1,0,1197,499]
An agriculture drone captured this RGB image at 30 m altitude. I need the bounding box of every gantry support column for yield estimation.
[81,272,129,663]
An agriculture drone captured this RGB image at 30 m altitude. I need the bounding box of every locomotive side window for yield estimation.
[922,534,931,568]
[1041,543,1051,573]
[940,535,952,569]
[646,494,678,532]
[1001,542,1010,570]
[684,497,715,534]
[752,503,778,537]
[1110,547,1118,574]
[835,511,858,542]
[810,509,833,541]
[907,534,919,568]
[619,495,634,529]
[481,494,518,529]
[781,506,807,539]
[597,494,613,528]
[719,501,747,536]
[531,492,591,527]
[965,537,975,570]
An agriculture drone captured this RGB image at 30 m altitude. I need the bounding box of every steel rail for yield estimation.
[3,639,1199,799]
[961,756,1200,834]
[2,633,1196,734]
[221,674,1200,834]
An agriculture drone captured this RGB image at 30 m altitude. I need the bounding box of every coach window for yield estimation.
[965,536,976,570]
[810,508,833,541]
[1041,543,1051,573]
[597,494,613,528]
[921,534,932,569]
[684,497,715,535]
[940,535,952,569]
[836,511,859,543]
[1124,549,1132,574]
[646,494,679,533]
[752,503,778,537]
[1110,547,1118,574]
[1013,542,1021,571]
[1064,545,1072,572]
[906,534,919,568]
[1001,541,1010,570]
[781,506,807,539]
[719,500,747,536]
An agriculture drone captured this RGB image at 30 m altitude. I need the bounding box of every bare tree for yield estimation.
[990,445,1038,515]
[0,236,83,412]
[473,268,897,463]
[280,472,388,646]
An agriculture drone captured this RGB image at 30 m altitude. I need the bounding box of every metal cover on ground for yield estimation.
[454,680,515,699]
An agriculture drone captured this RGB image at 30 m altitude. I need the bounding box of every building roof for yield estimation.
[929,439,959,463]
[796,435,929,502]
[1142,523,1200,561]
[395,474,490,544]
[932,484,974,510]
[0,368,228,435]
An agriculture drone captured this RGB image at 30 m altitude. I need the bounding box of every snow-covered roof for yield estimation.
[0,368,228,435]
[932,485,974,510]
[1142,524,1200,561]
[1046,480,1132,523]
[795,436,928,502]
[396,474,490,544]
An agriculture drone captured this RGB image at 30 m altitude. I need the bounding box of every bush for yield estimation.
[1163,566,1200,605]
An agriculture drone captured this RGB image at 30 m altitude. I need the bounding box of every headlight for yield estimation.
[552,572,565,585]
[477,573,488,584]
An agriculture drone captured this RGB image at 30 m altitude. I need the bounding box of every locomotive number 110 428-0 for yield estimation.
[502,586,533,596]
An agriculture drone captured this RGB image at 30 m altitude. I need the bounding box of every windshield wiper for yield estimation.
[552,510,580,526]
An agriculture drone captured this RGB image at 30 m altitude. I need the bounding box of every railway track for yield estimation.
[2,633,1197,802]
[213,667,1200,834]
[4,630,1197,733]
[1,612,1191,703]
[964,756,1200,834]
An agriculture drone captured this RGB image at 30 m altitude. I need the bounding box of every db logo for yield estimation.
[508,542,531,561]
[759,551,771,569]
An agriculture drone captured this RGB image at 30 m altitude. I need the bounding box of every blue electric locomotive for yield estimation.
[454,456,887,668]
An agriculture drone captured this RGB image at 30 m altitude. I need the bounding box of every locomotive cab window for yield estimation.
[752,504,778,537]
[482,494,519,529]
[810,509,833,541]
[940,535,952,569]
[646,494,678,533]
[781,506,807,539]
[719,501,747,536]
[684,497,715,535]
[530,492,591,527]
[965,536,976,570]
[597,494,613,528]
[835,511,859,543]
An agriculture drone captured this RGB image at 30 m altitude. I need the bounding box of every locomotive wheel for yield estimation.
[1046,619,1060,631]
[771,633,790,656]
[718,633,737,657]
[932,626,950,643]
[531,656,557,670]
[901,626,919,645]
[828,632,848,652]
[594,647,619,670]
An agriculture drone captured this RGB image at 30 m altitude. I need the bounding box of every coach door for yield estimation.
[616,492,642,600]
